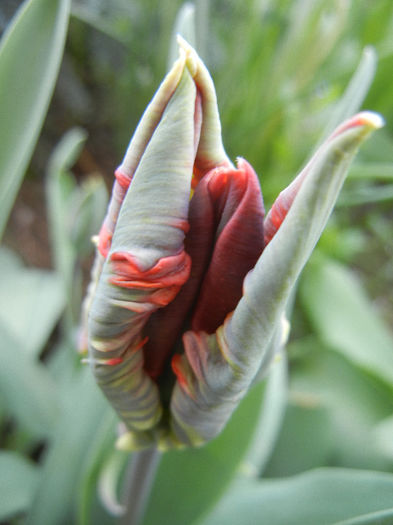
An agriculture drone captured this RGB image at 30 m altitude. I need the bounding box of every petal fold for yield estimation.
[168,112,383,446]
[88,64,198,438]
[143,159,264,378]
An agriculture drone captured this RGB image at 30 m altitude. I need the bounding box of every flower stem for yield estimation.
[121,448,161,525]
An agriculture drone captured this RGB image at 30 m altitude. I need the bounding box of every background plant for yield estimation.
[0,1,392,524]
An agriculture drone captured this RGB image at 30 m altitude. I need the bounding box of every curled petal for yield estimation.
[88,66,198,437]
[264,111,385,245]
[169,112,383,446]
[178,37,233,180]
[191,158,265,333]
[143,159,264,378]
[110,251,191,297]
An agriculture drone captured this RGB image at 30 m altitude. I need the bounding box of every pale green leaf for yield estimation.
[144,381,266,525]
[289,337,393,470]
[46,128,88,285]
[26,368,113,525]
[77,411,118,525]
[0,0,71,238]
[0,322,59,439]
[300,258,393,387]
[201,468,393,525]
[349,162,393,180]
[0,451,40,521]
[242,351,288,477]
[263,401,334,477]
[339,183,393,205]
[0,249,65,358]
[321,47,377,141]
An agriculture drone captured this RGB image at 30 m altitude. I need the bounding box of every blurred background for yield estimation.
[0,1,393,524]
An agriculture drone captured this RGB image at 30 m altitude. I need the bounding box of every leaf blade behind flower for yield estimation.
[0,0,70,239]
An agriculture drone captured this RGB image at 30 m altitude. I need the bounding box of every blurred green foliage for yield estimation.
[0,0,392,524]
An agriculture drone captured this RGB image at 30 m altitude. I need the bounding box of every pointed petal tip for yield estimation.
[176,35,198,76]
[348,111,385,130]
[332,111,385,140]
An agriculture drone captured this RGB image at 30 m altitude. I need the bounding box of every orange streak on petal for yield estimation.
[109,251,192,305]
[171,354,195,399]
[97,223,113,258]
[105,357,124,366]
[114,167,132,189]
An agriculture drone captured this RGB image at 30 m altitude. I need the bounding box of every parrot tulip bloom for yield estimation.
[81,38,383,450]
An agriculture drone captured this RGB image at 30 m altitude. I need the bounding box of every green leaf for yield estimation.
[289,337,393,470]
[0,0,71,239]
[263,401,334,477]
[0,249,65,358]
[242,352,288,477]
[201,468,393,525]
[144,381,266,525]
[77,411,118,525]
[321,47,377,141]
[26,367,113,525]
[339,183,393,206]
[349,162,393,180]
[0,451,40,521]
[0,322,59,439]
[46,128,107,331]
[300,258,393,387]
[337,509,393,525]
[46,128,87,288]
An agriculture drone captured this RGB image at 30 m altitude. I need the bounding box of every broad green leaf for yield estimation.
[263,401,334,477]
[201,468,393,525]
[144,381,266,525]
[336,509,393,525]
[77,411,118,525]
[300,258,393,387]
[0,322,59,439]
[26,367,113,525]
[375,415,393,460]
[0,451,40,521]
[0,0,71,239]
[0,249,65,358]
[289,337,393,470]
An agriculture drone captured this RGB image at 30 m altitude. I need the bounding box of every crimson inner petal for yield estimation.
[143,159,265,379]
[191,159,265,333]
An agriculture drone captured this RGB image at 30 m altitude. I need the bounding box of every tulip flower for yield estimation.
[81,38,383,451]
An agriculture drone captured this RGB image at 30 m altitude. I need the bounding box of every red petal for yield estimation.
[263,171,306,245]
[142,176,216,378]
[97,168,132,257]
[143,159,264,378]
[191,158,265,333]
